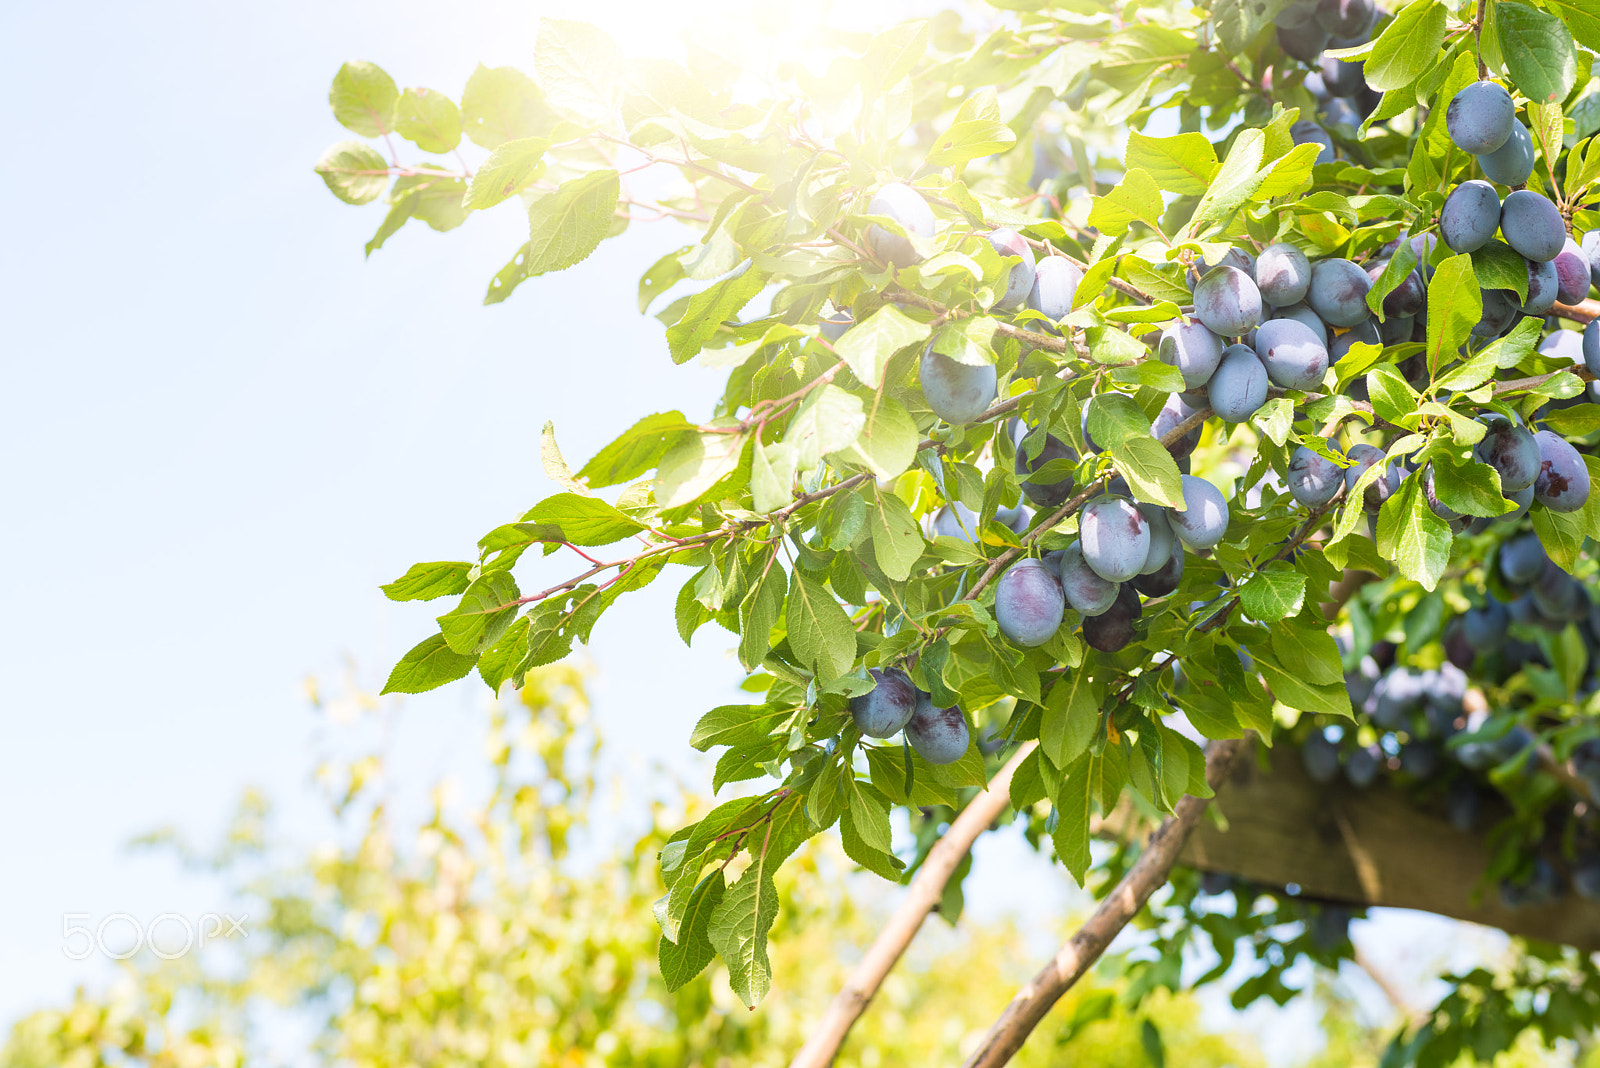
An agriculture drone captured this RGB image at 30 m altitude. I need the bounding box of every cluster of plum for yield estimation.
[848,665,971,765]
[1273,0,1384,165]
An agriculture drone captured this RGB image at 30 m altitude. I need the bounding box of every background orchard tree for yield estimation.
[312,1,1600,1064]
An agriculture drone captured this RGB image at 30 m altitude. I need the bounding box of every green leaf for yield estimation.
[477,615,531,691]
[1375,476,1452,590]
[462,137,549,210]
[1239,563,1307,622]
[1251,143,1322,201]
[1367,364,1422,426]
[1254,654,1353,717]
[1470,241,1528,303]
[535,18,624,128]
[831,396,919,480]
[926,119,1017,167]
[1532,504,1586,571]
[1268,622,1344,686]
[660,872,725,991]
[1543,404,1600,437]
[1366,0,1447,90]
[460,64,555,149]
[1086,392,1152,448]
[1493,1,1578,104]
[666,267,768,364]
[708,799,811,1006]
[314,141,389,205]
[1052,754,1094,885]
[1111,436,1185,507]
[522,492,647,545]
[834,305,930,389]
[738,561,788,670]
[788,385,865,472]
[1426,254,1482,378]
[751,441,798,514]
[654,425,748,509]
[576,411,694,488]
[843,784,903,880]
[1211,0,1294,53]
[381,632,478,695]
[524,170,620,279]
[1543,0,1600,52]
[1126,132,1219,195]
[364,171,470,255]
[329,61,397,137]
[1185,128,1265,238]
[381,561,472,602]
[1042,671,1102,768]
[1088,168,1166,236]
[437,571,522,654]
[786,573,857,681]
[394,88,461,153]
[1431,456,1514,517]
[869,486,925,583]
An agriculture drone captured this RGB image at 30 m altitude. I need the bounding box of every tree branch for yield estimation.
[958,737,1251,1068]
[787,741,1038,1068]
[1554,297,1600,325]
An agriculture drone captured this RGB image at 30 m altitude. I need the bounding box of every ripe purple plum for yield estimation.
[1320,56,1365,97]
[1499,532,1548,586]
[850,667,918,738]
[1533,430,1590,512]
[1193,265,1263,337]
[1472,289,1518,338]
[1131,539,1183,597]
[1445,81,1515,154]
[1316,0,1374,39]
[1307,258,1372,327]
[906,694,970,765]
[1255,242,1312,306]
[1585,320,1600,375]
[1460,600,1509,651]
[1158,319,1225,389]
[866,182,935,267]
[1152,392,1205,458]
[1254,317,1329,390]
[1441,181,1501,253]
[1057,542,1120,616]
[1082,583,1143,653]
[1500,190,1566,263]
[1554,238,1590,305]
[1168,474,1230,550]
[987,228,1036,311]
[1290,119,1334,164]
[1137,503,1177,575]
[1028,256,1083,329]
[1521,257,1560,314]
[1583,230,1600,289]
[1288,442,1343,507]
[1080,497,1152,583]
[1343,443,1398,512]
[1475,415,1540,493]
[1478,122,1535,186]
[1272,302,1330,345]
[1208,344,1269,422]
[920,342,997,424]
[1014,428,1078,508]
[995,557,1066,647]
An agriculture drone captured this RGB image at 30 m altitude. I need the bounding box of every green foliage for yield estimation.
[306,2,1600,1061]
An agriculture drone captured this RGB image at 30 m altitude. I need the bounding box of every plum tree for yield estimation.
[1306,257,1372,326]
[867,182,935,266]
[1254,242,1311,306]
[995,557,1066,647]
[1254,317,1329,390]
[905,694,970,765]
[1500,190,1566,263]
[1445,81,1515,154]
[851,667,918,737]
[1192,264,1263,336]
[1079,497,1151,583]
[920,342,998,424]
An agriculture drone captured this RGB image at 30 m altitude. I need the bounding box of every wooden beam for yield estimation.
[1116,740,1600,951]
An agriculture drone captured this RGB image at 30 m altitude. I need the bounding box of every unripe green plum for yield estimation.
[995,557,1066,647]
[850,667,918,738]
[1168,474,1230,550]
[1080,497,1151,583]
[906,694,969,765]
[920,342,997,424]
[866,182,934,266]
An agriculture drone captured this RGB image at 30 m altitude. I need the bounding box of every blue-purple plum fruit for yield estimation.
[1461,600,1509,651]
[1277,0,1320,28]
[1320,56,1365,97]
[1522,257,1560,314]
[1330,317,1380,363]
[1080,497,1152,583]
[1169,475,1230,550]
[1254,317,1329,390]
[906,694,970,765]
[1130,539,1183,597]
[1208,344,1269,422]
[1288,442,1343,506]
[1028,256,1083,328]
[1307,258,1372,327]
[1317,0,1374,38]
[1499,532,1548,586]
[1137,503,1177,575]
[1272,302,1329,345]
[1371,263,1426,318]
[1201,248,1258,276]
[1555,238,1590,305]
[1446,81,1515,154]
[1478,122,1534,186]
[1584,230,1600,289]
[1441,180,1501,253]
[987,228,1036,311]
[1152,392,1204,457]
[996,504,1033,534]
[850,667,918,738]
[1539,328,1583,365]
[1193,265,1263,337]
[1320,96,1361,130]
[995,557,1066,647]
[1501,190,1566,263]
[1158,319,1225,389]
[1343,443,1398,511]
[1057,542,1120,616]
[1379,314,1414,345]
[1302,731,1342,783]
[1290,119,1334,164]
[866,182,935,266]
[1586,320,1600,375]
[820,308,854,340]
[1014,429,1077,508]
[1472,289,1518,338]
[1533,430,1590,512]
[930,502,981,540]
[1081,583,1142,653]
[1279,22,1331,64]
[920,342,997,424]
[1255,242,1312,306]
[1475,415,1540,492]
[1532,560,1587,621]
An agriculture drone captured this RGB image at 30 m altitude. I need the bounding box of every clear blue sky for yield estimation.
[0,1,1491,1056]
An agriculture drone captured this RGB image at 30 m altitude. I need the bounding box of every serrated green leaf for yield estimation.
[737,558,787,670]
[1494,1,1578,104]
[381,561,472,601]
[869,486,925,582]
[927,119,1017,167]
[1052,754,1094,885]
[1112,435,1185,507]
[832,395,918,480]
[1426,254,1482,379]
[462,137,549,210]
[708,798,810,1006]
[535,17,624,128]
[654,425,748,509]
[666,267,768,364]
[524,169,620,279]
[1042,671,1102,768]
[786,573,857,681]
[1239,563,1307,622]
[1088,168,1166,236]
[1366,0,1447,90]
[576,411,695,488]
[1185,127,1265,238]
[834,305,930,388]
[460,64,555,149]
[522,492,646,545]
[314,141,389,205]
[660,872,725,990]
[1469,241,1528,303]
[381,632,478,695]
[1125,131,1218,195]
[1375,476,1452,590]
[789,385,865,472]
[437,571,522,654]
[394,87,461,153]
[329,61,397,137]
